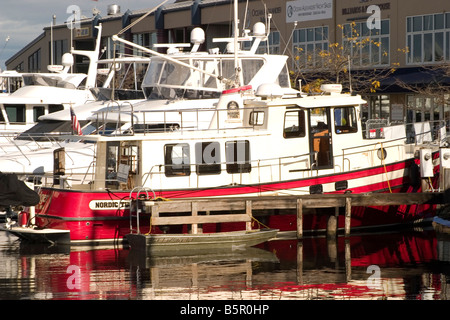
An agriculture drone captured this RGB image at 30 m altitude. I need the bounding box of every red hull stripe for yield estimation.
[157,160,412,198]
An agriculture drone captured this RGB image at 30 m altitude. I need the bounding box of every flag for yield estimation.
[70,105,82,135]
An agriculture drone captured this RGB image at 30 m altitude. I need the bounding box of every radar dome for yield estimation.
[256,83,283,99]
[191,28,205,44]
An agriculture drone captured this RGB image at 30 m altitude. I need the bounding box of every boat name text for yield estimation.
[89,200,130,210]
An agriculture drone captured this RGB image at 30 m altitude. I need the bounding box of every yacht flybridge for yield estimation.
[1,13,446,245]
[0,25,106,136]
[0,22,294,176]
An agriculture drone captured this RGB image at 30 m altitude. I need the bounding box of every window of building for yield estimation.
[28,49,41,72]
[164,143,191,177]
[15,62,24,72]
[334,107,358,134]
[292,26,329,70]
[245,31,281,54]
[49,39,68,65]
[343,20,390,67]
[195,142,221,175]
[284,109,306,139]
[406,13,450,64]
[225,140,251,174]
[132,33,157,56]
[407,95,443,123]
[365,95,390,120]
[104,37,125,59]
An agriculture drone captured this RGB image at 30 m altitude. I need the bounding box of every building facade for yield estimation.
[5,0,450,129]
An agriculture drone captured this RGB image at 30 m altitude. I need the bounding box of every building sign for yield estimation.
[286,0,333,23]
[342,2,391,15]
[251,6,282,17]
[75,27,90,38]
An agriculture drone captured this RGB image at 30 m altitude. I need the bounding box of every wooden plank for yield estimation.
[151,214,252,226]
[154,200,246,213]
[349,192,445,206]
[252,199,298,210]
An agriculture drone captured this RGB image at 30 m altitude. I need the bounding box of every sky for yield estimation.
[0,0,172,70]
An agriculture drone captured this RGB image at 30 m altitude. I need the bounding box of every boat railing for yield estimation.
[93,105,269,135]
[140,151,316,188]
[365,119,448,144]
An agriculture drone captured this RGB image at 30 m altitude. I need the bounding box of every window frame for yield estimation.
[283,109,306,139]
[164,143,191,177]
[225,140,251,174]
[195,141,221,176]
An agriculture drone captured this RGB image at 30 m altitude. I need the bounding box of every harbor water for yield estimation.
[0,226,449,301]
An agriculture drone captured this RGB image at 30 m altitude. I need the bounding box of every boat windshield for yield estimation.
[141,57,265,100]
[16,120,89,141]
[22,74,86,89]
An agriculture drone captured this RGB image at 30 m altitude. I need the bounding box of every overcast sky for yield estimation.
[0,0,172,70]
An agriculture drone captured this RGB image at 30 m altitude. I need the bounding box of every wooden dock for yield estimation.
[129,192,447,244]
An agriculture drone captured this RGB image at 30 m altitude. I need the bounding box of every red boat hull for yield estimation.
[30,155,439,244]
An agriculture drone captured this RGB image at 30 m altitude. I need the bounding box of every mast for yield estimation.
[233,0,240,87]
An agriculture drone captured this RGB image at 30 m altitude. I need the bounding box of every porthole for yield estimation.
[377,148,387,160]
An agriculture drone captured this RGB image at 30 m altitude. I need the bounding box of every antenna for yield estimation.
[283,21,297,55]
[348,55,353,93]
[233,0,240,87]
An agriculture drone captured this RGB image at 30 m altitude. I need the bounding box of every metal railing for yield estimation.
[92,105,268,136]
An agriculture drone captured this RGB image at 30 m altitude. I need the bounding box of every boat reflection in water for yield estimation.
[0,228,448,300]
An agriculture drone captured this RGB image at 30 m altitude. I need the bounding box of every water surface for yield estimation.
[0,228,449,301]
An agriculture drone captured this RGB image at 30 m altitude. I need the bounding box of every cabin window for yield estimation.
[249,111,265,126]
[5,104,25,123]
[195,142,221,175]
[226,140,251,174]
[284,109,306,138]
[164,144,191,177]
[334,107,358,134]
[33,106,45,122]
[49,104,64,114]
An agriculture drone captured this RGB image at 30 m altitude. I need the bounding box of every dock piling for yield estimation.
[246,200,253,231]
[345,197,352,237]
[297,198,303,239]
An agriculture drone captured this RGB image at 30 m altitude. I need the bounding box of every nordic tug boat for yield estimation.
[2,15,446,245]
[3,81,445,245]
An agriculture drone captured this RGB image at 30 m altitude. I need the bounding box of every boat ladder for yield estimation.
[128,187,155,235]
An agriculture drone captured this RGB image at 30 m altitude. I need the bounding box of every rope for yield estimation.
[250,215,271,230]
[117,0,169,36]
[380,143,392,193]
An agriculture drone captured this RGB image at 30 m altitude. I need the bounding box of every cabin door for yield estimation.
[309,107,333,169]
[105,141,140,190]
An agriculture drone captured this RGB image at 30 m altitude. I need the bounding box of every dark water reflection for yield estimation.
[0,228,449,300]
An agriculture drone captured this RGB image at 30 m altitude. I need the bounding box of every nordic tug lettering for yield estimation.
[88,200,130,210]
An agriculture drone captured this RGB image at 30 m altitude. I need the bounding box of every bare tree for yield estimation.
[291,22,398,95]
